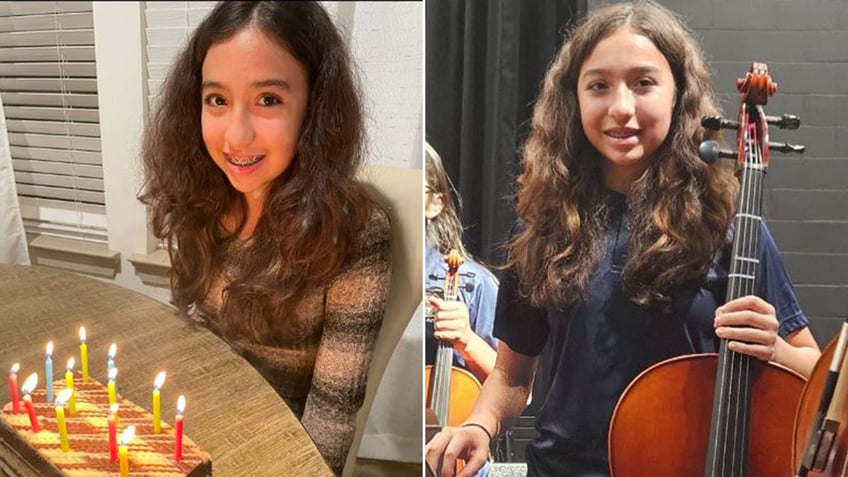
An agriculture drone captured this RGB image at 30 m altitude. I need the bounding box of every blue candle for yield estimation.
[45,341,54,404]
[107,343,117,395]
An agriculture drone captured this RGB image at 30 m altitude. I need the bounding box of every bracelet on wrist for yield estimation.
[461,422,493,442]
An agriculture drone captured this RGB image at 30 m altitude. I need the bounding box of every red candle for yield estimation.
[8,363,20,414]
[108,408,117,462]
[174,395,185,462]
[21,373,39,432]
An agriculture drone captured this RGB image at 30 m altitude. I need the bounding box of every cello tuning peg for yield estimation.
[701,116,740,131]
[698,140,736,164]
[769,142,805,154]
[765,114,801,130]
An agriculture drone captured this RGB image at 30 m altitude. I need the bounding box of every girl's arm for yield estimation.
[301,209,392,475]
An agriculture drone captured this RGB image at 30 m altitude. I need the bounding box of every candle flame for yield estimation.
[10,363,19,374]
[153,371,166,390]
[108,343,117,358]
[79,326,86,342]
[110,403,119,414]
[66,357,75,371]
[21,373,37,394]
[55,388,72,407]
[119,425,135,446]
[108,367,118,381]
[177,395,186,415]
[46,341,53,356]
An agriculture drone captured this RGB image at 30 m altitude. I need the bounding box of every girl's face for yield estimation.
[577,26,677,192]
[201,25,309,205]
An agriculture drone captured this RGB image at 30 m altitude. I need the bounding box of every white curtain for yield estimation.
[0,94,30,265]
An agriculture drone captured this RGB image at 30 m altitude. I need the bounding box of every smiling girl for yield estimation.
[425,1,819,476]
[139,2,390,474]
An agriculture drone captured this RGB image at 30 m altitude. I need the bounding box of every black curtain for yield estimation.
[425,0,585,268]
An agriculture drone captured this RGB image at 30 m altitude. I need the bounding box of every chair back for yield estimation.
[343,164,423,476]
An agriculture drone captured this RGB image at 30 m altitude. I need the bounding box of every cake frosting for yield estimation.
[0,373,211,476]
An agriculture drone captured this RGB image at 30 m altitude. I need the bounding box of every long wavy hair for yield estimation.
[509,0,738,310]
[139,1,378,342]
[425,142,469,258]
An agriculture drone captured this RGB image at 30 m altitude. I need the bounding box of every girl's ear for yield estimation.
[425,193,445,220]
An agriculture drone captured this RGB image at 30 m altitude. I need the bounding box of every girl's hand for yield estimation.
[429,296,474,351]
[714,295,781,362]
[425,425,490,477]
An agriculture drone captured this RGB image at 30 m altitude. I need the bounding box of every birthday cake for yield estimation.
[0,373,211,476]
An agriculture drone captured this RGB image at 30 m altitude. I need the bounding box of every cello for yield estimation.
[425,249,483,443]
[794,315,848,476]
[608,63,807,476]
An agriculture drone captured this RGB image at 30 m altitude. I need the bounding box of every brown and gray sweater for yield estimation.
[195,208,392,474]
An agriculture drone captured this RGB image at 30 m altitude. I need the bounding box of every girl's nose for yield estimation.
[224,107,255,147]
[609,85,635,122]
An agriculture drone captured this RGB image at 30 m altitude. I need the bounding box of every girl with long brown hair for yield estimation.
[426,2,819,476]
[139,2,390,474]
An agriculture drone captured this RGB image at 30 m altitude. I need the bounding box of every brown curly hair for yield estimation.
[139,1,380,341]
[509,0,738,310]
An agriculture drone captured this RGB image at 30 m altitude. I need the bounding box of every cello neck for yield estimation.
[705,63,776,477]
[428,249,465,426]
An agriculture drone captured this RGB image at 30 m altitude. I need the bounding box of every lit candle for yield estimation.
[8,363,20,414]
[112,402,120,428]
[107,404,118,462]
[107,367,118,406]
[152,371,166,434]
[119,425,135,477]
[107,343,116,372]
[55,388,72,452]
[65,358,76,415]
[79,326,89,383]
[21,373,39,432]
[174,395,185,462]
[45,341,54,404]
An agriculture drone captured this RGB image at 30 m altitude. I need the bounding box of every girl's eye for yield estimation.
[204,94,226,107]
[587,82,608,92]
[635,78,656,88]
[259,95,282,106]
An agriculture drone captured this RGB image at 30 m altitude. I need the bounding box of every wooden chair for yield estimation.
[343,165,423,476]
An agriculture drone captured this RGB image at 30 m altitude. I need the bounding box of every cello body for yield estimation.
[609,353,804,476]
[794,335,848,476]
[424,365,481,428]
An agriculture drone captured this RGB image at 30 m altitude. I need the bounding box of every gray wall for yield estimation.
[590,0,848,346]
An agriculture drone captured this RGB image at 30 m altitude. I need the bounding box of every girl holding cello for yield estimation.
[425,1,820,476]
[425,142,499,384]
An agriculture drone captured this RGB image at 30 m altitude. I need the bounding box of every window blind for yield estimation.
[142,1,214,250]
[0,1,106,243]
[143,1,215,108]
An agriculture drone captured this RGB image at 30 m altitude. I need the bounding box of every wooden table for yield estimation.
[0,264,333,476]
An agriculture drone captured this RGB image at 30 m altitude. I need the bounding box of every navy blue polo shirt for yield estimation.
[494,205,808,476]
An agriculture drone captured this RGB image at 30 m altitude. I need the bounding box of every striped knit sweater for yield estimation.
[195,207,392,474]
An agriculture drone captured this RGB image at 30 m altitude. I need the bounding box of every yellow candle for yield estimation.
[119,445,128,477]
[118,425,135,477]
[65,358,76,415]
[108,367,118,406]
[152,371,166,434]
[79,326,89,383]
[55,388,72,452]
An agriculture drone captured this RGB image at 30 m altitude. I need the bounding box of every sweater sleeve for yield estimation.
[300,208,392,474]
